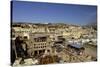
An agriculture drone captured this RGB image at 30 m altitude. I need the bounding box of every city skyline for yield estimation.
[12,1,97,25]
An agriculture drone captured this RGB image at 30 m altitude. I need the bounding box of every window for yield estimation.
[12,35,15,38]
[24,36,28,39]
[34,44,36,45]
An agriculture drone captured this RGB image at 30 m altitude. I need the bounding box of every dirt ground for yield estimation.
[84,44,97,60]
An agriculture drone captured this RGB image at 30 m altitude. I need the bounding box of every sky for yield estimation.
[12,1,97,25]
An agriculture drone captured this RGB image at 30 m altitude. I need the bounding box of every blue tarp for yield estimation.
[69,43,83,49]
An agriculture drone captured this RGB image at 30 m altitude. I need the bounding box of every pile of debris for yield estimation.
[13,58,38,66]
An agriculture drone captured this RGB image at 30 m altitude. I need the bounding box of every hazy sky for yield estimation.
[12,1,97,25]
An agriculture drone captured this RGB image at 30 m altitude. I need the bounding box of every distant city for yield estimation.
[11,22,97,66]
